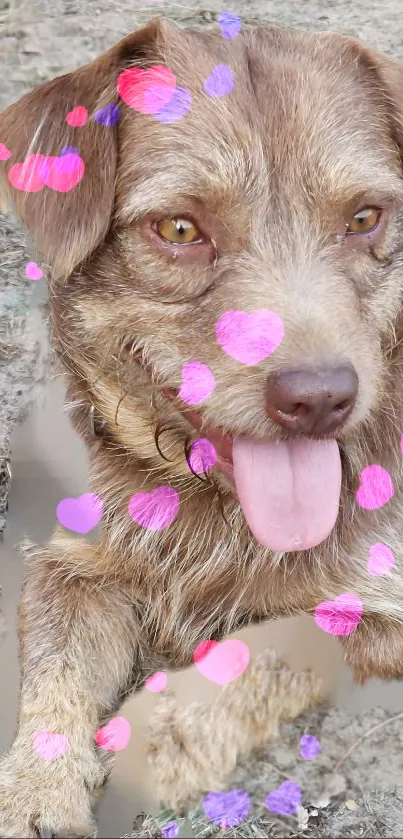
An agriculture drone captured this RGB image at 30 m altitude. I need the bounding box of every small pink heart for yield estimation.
[8,153,46,192]
[25,261,43,281]
[179,361,216,406]
[188,438,217,474]
[65,105,88,126]
[38,152,85,192]
[367,542,395,576]
[56,492,103,534]
[128,486,179,531]
[216,309,284,366]
[33,730,69,761]
[0,142,11,160]
[95,716,131,751]
[145,671,168,692]
[314,592,363,636]
[193,638,250,685]
[355,464,394,510]
[117,65,176,114]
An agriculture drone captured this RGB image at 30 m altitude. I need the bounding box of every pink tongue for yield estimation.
[232,437,341,551]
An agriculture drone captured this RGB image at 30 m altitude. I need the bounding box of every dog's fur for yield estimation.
[1,17,403,835]
[146,648,324,811]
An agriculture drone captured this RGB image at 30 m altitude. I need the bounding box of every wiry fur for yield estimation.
[1,17,403,836]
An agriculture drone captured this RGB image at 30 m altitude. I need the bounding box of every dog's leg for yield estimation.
[0,537,140,838]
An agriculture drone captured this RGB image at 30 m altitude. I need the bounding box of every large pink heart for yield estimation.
[56,492,103,534]
[8,153,46,192]
[193,638,250,685]
[128,486,179,531]
[314,592,363,636]
[38,152,85,192]
[215,309,284,366]
[117,65,176,114]
[355,464,394,510]
[95,716,131,751]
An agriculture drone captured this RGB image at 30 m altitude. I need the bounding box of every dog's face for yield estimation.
[2,19,403,554]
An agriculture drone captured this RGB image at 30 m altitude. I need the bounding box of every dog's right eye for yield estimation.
[156,217,203,245]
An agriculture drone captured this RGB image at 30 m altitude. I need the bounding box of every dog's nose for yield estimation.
[266,364,358,435]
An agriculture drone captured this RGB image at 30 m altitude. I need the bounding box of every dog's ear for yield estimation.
[360,48,403,152]
[0,18,163,280]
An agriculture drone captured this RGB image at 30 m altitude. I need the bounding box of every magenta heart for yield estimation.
[65,105,88,126]
[95,716,131,751]
[38,152,85,192]
[314,592,363,636]
[8,153,46,192]
[215,309,284,365]
[355,464,394,510]
[56,492,103,534]
[193,638,250,685]
[117,65,176,114]
[0,142,11,160]
[128,486,179,531]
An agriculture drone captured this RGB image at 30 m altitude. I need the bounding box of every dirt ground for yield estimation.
[2,0,403,837]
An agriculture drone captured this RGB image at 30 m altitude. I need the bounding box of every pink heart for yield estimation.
[65,105,88,126]
[38,152,85,192]
[128,486,179,531]
[188,438,217,474]
[216,309,284,366]
[367,542,395,576]
[314,592,363,636]
[145,671,168,692]
[355,464,394,510]
[33,730,69,761]
[193,638,250,685]
[0,142,11,160]
[95,716,131,751]
[179,361,216,406]
[117,65,176,114]
[8,153,47,192]
[56,492,103,534]
[25,261,43,281]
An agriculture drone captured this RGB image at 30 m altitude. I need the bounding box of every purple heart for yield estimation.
[266,781,302,816]
[154,86,192,124]
[94,103,121,127]
[161,822,180,839]
[204,64,234,97]
[217,12,242,39]
[203,789,251,829]
[60,145,79,155]
[56,492,103,534]
[300,734,321,760]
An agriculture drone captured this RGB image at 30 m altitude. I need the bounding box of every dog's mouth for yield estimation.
[161,385,342,553]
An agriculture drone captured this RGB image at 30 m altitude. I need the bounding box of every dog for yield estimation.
[1,14,403,836]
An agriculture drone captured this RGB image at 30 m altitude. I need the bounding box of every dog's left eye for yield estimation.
[156,217,203,245]
[347,207,381,235]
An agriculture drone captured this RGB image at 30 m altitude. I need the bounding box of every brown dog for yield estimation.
[1,15,403,836]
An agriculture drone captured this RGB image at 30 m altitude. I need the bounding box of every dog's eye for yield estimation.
[347,207,381,235]
[156,217,202,245]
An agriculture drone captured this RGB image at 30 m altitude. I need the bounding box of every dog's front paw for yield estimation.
[0,750,97,838]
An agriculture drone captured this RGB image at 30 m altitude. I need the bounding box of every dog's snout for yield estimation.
[265,364,359,435]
